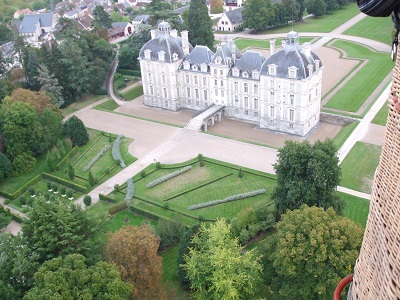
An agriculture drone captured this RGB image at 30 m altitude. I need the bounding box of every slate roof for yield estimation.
[212,40,241,65]
[18,13,54,33]
[1,42,14,58]
[232,50,265,73]
[260,31,322,79]
[226,7,243,24]
[133,15,149,23]
[181,45,214,68]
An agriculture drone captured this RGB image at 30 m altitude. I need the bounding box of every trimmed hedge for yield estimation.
[130,205,160,221]
[117,68,141,77]
[146,166,192,188]
[0,175,41,200]
[55,146,78,171]
[11,212,26,223]
[42,173,88,193]
[82,145,110,172]
[108,202,127,215]
[112,135,126,168]
[188,189,267,211]
[125,178,134,202]
[99,193,117,203]
[72,134,104,167]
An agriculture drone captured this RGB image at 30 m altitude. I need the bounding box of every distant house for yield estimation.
[13,8,33,19]
[132,14,149,29]
[107,22,133,40]
[77,13,94,30]
[217,7,243,32]
[17,13,58,42]
[223,0,244,7]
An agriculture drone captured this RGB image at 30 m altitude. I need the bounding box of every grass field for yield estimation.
[324,40,393,112]
[122,85,143,101]
[340,192,370,227]
[94,100,120,111]
[261,3,360,34]
[344,15,394,45]
[340,142,381,193]
[332,121,359,149]
[234,37,314,51]
[61,95,108,116]
[372,103,388,126]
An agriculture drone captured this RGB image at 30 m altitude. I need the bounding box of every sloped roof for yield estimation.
[233,50,265,73]
[181,45,214,66]
[212,40,241,65]
[18,13,54,33]
[226,7,243,24]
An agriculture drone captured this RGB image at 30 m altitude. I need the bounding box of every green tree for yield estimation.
[83,195,92,206]
[282,0,298,22]
[37,64,64,107]
[273,2,291,25]
[305,0,327,16]
[210,0,223,14]
[63,115,89,147]
[106,224,163,300]
[272,139,343,215]
[325,0,338,11]
[261,205,364,299]
[0,205,11,229]
[92,5,113,29]
[183,219,263,300]
[24,254,132,300]
[12,153,36,176]
[118,25,151,69]
[0,24,13,44]
[22,196,99,263]
[0,152,13,179]
[295,0,305,21]
[39,108,63,150]
[0,233,40,299]
[88,170,95,187]
[187,0,214,49]
[243,0,276,32]
[155,219,186,251]
[67,163,75,180]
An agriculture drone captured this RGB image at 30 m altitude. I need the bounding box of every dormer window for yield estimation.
[233,68,239,77]
[158,51,165,62]
[307,64,313,75]
[288,66,297,78]
[215,56,221,64]
[315,60,320,70]
[201,64,207,72]
[144,49,151,60]
[172,53,178,61]
[183,61,190,70]
[192,65,198,71]
[252,71,259,80]
[268,65,277,76]
[242,71,249,78]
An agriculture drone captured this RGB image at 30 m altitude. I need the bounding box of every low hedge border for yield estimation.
[158,158,198,169]
[82,145,111,172]
[130,205,161,221]
[42,173,88,193]
[0,175,42,200]
[11,212,26,223]
[146,166,192,189]
[72,134,104,167]
[99,193,117,204]
[164,173,233,201]
[117,68,141,77]
[97,163,119,183]
[55,146,78,171]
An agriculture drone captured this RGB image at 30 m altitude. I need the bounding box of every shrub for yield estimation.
[42,173,88,193]
[238,168,244,178]
[125,179,134,203]
[47,149,58,171]
[104,168,111,175]
[155,162,161,169]
[44,192,50,200]
[29,187,35,196]
[19,196,27,205]
[109,133,113,142]
[47,181,52,191]
[82,145,111,172]
[60,186,66,196]
[66,189,73,199]
[88,171,95,187]
[26,197,33,207]
[0,152,13,177]
[108,202,127,215]
[146,166,192,188]
[83,195,92,206]
[67,163,75,180]
[63,115,89,147]
[112,135,126,168]
[163,202,169,210]
[93,88,107,95]
[12,153,36,176]
[155,219,186,251]
[140,170,146,178]
[114,184,120,192]
[188,189,267,210]
[52,184,58,193]
[4,198,11,204]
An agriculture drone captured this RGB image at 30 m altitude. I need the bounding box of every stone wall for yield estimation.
[320,112,357,126]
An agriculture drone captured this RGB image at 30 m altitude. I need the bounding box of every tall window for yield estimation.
[204,90,208,100]
[270,80,274,89]
[214,69,217,75]
[270,92,275,102]
[221,80,223,87]
[194,76,198,85]
[186,87,191,98]
[220,70,223,76]
[290,82,294,91]
[150,86,154,95]
[235,95,239,106]
[254,98,259,110]
[221,90,224,97]
[162,75,166,84]
[289,109,295,122]
[195,89,199,99]
[244,96,248,108]
[163,88,167,98]
[148,72,152,81]
[289,70,295,78]
[290,94,294,105]
[186,75,189,84]
[270,106,275,118]
[244,83,248,93]
[215,79,218,86]
[215,89,218,96]
[254,84,258,94]
[203,77,207,86]
[234,81,238,92]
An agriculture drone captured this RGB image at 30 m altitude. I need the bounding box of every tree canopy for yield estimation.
[0,205,11,229]
[261,205,364,299]
[63,115,89,147]
[272,139,343,215]
[92,5,113,29]
[106,224,163,300]
[187,0,214,49]
[243,0,276,32]
[183,219,263,300]
[24,254,132,300]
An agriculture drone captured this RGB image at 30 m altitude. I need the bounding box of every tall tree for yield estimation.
[106,224,163,300]
[261,205,364,300]
[305,0,327,16]
[4,88,57,114]
[63,115,89,147]
[243,0,276,32]
[0,205,11,229]
[325,0,339,11]
[24,254,132,300]
[0,24,13,44]
[22,196,99,263]
[37,64,64,107]
[0,233,40,299]
[92,5,113,30]
[272,139,343,215]
[295,0,306,21]
[183,219,263,300]
[282,0,298,22]
[187,0,214,49]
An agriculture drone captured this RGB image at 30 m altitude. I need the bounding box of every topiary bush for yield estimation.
[60,186,66,196]
[29,187,35,197]
[88,171,95,187]
[67,163,75,180]
[140,170,146,178]
[52,183,58,194]
[83,195,92,206]
[63,115,89,147]
[66,189,73,199]
[238,168,244,178]
[47,181,52,191]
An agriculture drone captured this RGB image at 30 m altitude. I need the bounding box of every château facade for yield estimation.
[138,22,323,136]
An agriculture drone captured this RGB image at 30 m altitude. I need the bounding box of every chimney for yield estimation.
[281,40,287,49]
[270,39,276,56]
[181,30,189,56]
[150,29,156,39]
[231,43,236,61]
[302,42,311,57]
[170,29,177,38]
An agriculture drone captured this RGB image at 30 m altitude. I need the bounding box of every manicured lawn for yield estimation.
[122,85,143,101]
[340,142,381,193]
[261,4,360,34]
[333,121,359,149]
[343,15,394,45]
[234,37,314,51]
[372,103,388,126]
[94,99,120,111]
[61,94,108,116]
[324,40,393,112]
[339,192,370,227]
[114,75,138,93]
[161,246,191,300]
